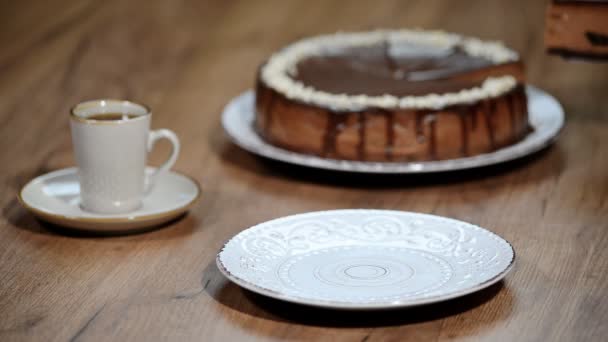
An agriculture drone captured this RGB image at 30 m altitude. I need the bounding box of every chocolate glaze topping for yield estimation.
[322,113,348,157]
[382,110,395,160]
[357,113,366,159]
[482,100,496,150]
[293,43,495,96]
[506,92,516,138]
[456,106,470,156]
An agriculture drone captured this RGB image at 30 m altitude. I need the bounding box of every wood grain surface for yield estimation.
[1,0,607,341]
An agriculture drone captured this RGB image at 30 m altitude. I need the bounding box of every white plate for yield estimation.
[222,86,564,173]
[18,167,201,233]
[217,209,515,310]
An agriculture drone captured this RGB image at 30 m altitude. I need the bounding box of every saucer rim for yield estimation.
[17,167,201,224]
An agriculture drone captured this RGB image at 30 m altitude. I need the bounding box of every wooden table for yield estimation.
[1,0,607,341]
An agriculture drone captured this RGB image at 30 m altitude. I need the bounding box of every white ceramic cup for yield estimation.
[70,99,180,214]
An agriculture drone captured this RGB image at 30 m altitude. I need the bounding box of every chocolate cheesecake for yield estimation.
[255,30,530,162]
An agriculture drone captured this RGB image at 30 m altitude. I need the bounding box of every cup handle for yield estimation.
[145,129,180,193]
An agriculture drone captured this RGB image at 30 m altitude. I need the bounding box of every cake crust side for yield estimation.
[255,79,530,162]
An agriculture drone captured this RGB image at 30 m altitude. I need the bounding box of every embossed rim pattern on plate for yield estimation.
[216,210,515,310]
[221,86,564,173]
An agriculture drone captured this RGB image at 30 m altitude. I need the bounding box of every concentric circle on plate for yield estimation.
[216,209,515,310]
[278,246,452,302]
[221,86,564,173]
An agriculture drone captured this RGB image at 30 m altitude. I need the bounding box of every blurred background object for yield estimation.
[545,0,608,60]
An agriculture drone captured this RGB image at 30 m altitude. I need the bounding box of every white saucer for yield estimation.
[222,86,564,173]
[217,209,515,310]
[18,167,201,233]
